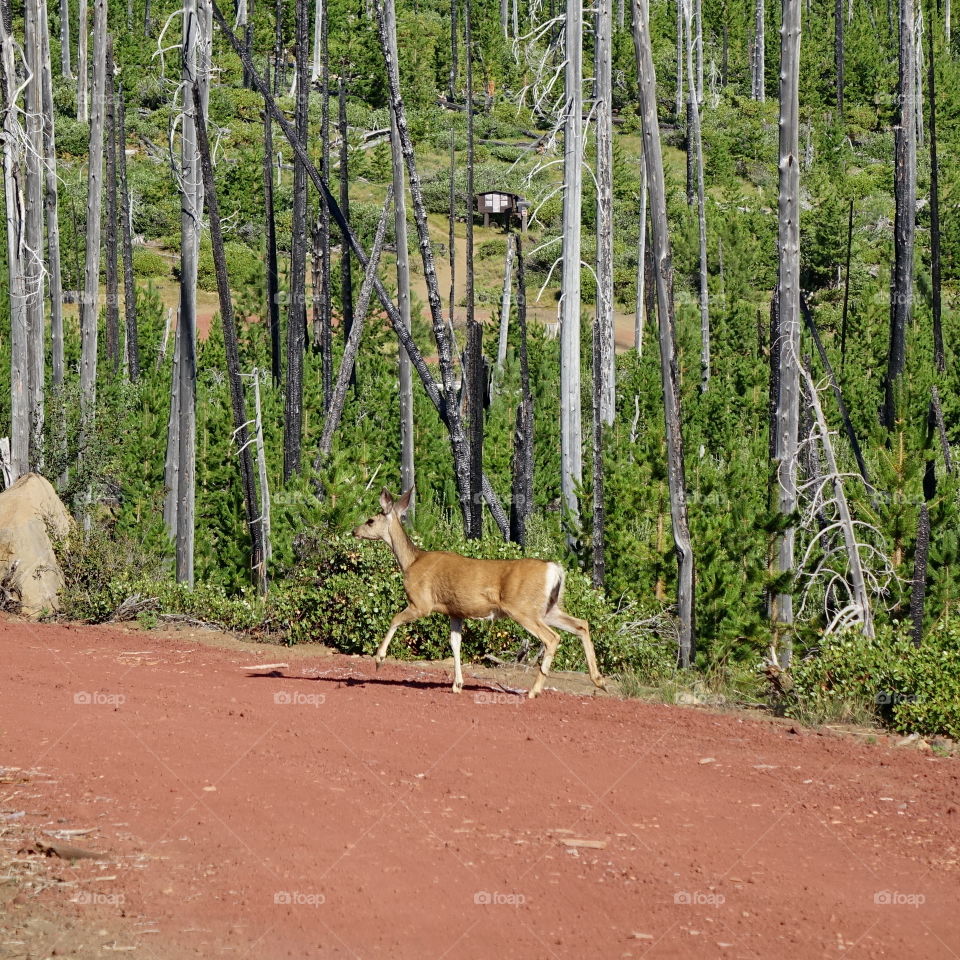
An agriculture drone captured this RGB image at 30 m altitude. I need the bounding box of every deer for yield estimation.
[352,488,607,699]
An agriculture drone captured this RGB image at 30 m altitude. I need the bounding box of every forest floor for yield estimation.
[1,617,958,959]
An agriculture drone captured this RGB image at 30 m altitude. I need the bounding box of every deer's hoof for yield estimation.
[374,656,384,671]
[452,683,462,694]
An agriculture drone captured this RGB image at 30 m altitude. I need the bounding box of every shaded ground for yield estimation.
[1,618,958,959]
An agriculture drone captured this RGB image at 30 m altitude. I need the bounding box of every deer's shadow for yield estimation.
[245,669,522,696]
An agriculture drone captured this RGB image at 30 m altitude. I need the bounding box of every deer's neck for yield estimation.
[387,518,422,573]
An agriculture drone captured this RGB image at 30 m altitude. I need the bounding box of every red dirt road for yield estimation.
[1,621,958,959]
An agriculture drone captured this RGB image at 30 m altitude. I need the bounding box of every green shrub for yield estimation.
[133,248,172,279]
[198,239,262,292]
[789,625,960,739]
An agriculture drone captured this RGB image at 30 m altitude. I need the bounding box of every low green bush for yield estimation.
[132,248,172,279]
[789,625,960,740]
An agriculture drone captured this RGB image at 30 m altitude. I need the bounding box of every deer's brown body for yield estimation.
[352,488,606,698]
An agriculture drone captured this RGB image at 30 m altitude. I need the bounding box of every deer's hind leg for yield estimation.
[506,610,562,699]
[546,608,606,691]
[375,605,424,667]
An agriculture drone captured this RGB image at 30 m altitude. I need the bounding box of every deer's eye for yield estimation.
[366,519,373,525]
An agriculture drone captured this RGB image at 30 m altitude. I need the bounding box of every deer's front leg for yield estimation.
[449,617,464,693]
[375,605,423,668]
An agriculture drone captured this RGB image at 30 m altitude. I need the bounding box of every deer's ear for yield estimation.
[395,487,414,518]
[380,488,394,513]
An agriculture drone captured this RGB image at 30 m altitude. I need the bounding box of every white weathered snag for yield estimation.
[353,489,606,698]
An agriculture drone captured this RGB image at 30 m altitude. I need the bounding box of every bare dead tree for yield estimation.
[839,198,853,373]
[464,0,483,538]
[24,0,45,467]
[927,0,943,374]
[283,0,309,480]
[262,73,281,386]
[383,9,415,502]
[39,0,65,388]
[771,0,802,667]
[835,0,845,113]
[61,0,71,77]
[316,190,393,457]
[104,39,120,373]
[560,0,584,525]
[884,0,916,429]
[374,0,473,530]
[213,0,510,535]
[116,83,139,381]
[319,15,333,407]
[194,81,267,593]
[632,0,696,665]
[510,232,534,546]
[595,0,615,425]
[752,0,765,100]
[1,12,28,481]
[79,0,108,448]
[78,0,89,121]
[337,72,355,378]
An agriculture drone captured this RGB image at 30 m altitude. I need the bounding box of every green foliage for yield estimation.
[132,248,172,279]
[790,625,960,740]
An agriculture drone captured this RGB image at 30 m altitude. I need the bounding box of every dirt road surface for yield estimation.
[1,620,958,959]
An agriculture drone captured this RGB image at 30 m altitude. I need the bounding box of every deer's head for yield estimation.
[352,487,413,543]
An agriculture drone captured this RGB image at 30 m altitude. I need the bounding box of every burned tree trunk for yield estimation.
[835,0,845,113]
[337,73,355,366]
[884,0,916,429]
[464,0,483,538]
[560,0,584,524]
[319,16,332,407]
[105,40,120,374]
[283,0,309,480]
[116,84,139,381]
[927,0,943,374]
[262,80,281,387]
[632,0,696,665]
[194,82,266,593]
[510,233,534,546]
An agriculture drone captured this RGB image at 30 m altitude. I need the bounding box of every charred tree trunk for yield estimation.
[632,0,696,665]
[117,84,139,381]
[927,0,943,374]
[337,73,355,374]
[560,0,584,524]
[262,81,281,387]
[464,0,483,538]
[635,159,648,354]
[175,0,205,585]
[909,503,930,645]
[283,0,309,480]
[194,82,266,593]
[510,233,534,546]
[596,0,615,425]
[375,0,473,530]
[319,15,332,407]
[835,0,845,113]
[104,40,120,374]
[317,190,393,457]
[884,0,916,429]
[447,0,458,338]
